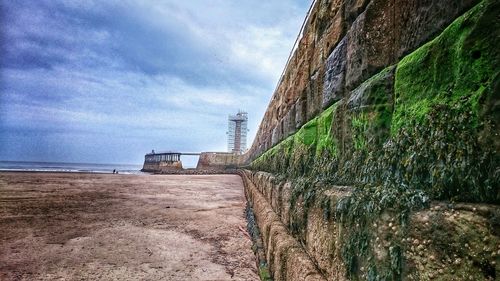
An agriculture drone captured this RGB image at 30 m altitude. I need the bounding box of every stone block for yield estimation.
[309,1,345,75]
[344,66,395,151]
[294,62,312,100]
[286,248,326,281]
[279,119,285,143]
[345,0,395,91]
[270,181,283,216]
[306,274,329,281]
[280,182,292,227]
[271,233,300,281]
[394,0,478,59]
[306,73,322,121]
[282,112,291,138]
[267,135,272,151]
[322,36,347,108]
[347,65,395,110]
[261,210,276,250]
[286,104,296,136]
[343,0,370,25]
[305,206,346,280]
[263,177,272,202]
[305,207,333,274]
[278,121,284,144]
[271,126,279,146]
[266,222,288,276]
[295,98,307,129]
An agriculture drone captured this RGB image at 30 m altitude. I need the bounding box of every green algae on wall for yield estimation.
[389,0,499,203]
[351,112,369,151]
[316,104,338,157]
[252,101,341,180]
[248,1,499,280]
[252,0,499,204]
[392,0,499,134]
[347,64,396,147]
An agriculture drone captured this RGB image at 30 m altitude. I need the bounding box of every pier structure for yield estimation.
[141,150,243,173]
[144,151,181,163]
[141,150,196,172]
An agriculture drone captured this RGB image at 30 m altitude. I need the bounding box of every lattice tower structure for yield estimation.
[227,111,248,154]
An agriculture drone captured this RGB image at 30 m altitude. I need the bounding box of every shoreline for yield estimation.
[0,170,239,176]
[0,170,141,175]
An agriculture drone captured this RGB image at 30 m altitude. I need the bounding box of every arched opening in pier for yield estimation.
[181,155,200,169]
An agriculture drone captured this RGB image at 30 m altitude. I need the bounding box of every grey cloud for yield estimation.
[0,0,310,164]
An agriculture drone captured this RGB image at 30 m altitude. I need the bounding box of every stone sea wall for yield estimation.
[141,161,183,172]
[196,152,242,170]
[246,0,490,162]
[242,169,499,280]
[242,0,499,280]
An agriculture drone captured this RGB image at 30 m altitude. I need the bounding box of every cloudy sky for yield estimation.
[0,0,310,166]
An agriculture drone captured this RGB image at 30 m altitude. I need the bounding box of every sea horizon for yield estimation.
[0,160,144,174]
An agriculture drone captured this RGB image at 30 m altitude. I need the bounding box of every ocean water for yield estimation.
[0,161,143,174]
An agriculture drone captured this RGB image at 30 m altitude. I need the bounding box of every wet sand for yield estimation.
[0,172,258,281]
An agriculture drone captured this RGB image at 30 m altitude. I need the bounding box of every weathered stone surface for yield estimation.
[347,65,395,110]
[265,222,288,280]
[278,121,284,144]
[286,247,324,280]
[279,119,285,143]
[345,0,395,90]
[270,181,283,216]
[343,65,396,150]
[196,152,241,170]
[343,0,370,24]
[266,135,272,151]
[322,36,347,108]
[306,73,322,121]
[282,113,291,139]
[271,126,279,146]
[280,182,292,226]
[244,170,500,281]
[285,104,296,137]
[306,206,346,281]
[295,98,307,129]
[309,1,345,75]
[271,232,300,281]
[241,172,327,281]
[404,204,500,280]
[394,0,479,59]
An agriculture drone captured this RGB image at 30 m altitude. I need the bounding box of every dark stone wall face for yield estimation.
[294,98,307,129]
[394,0,478,59]
[322,36,347,108]
[343,0,370,24]
[345,0,395,91]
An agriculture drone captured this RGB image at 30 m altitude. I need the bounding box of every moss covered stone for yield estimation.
[316,104,338,157]
[388,0,499,202]
[392,0,499,134]
[252,101,341,179]
[248,0,499,280]
[252,0,499,204]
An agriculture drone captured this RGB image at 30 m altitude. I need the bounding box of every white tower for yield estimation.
[227,111,248,154]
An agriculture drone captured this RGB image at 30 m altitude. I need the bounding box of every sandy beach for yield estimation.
[0,172,258,281]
